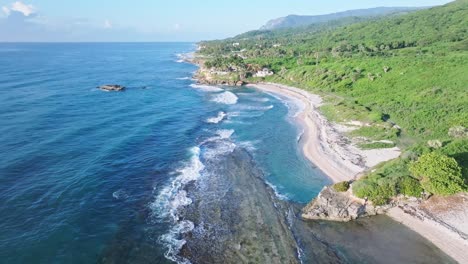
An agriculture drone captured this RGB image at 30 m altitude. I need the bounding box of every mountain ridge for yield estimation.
[260,6,429,30]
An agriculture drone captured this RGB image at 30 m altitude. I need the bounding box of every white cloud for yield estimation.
[2,1,36,17]
[173,23,181,30]
[104,19,112,29]
[11,1,35,16]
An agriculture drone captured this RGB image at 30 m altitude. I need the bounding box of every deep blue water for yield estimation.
[0,43,328,263]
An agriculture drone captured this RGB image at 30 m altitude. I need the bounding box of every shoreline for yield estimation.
[248,82,400,183]
[249,81,468,264]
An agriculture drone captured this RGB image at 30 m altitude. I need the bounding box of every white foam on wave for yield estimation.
[210,91,238,105]
[206,111,226,124]
[151,147,204,263]
[160,220,194,264]
[203,140,236,160]
[175,52,193,63]
[234,104,274,111]
[265,180,289,201]
[190,84,223,92]
[176,77,191,80]
[267,91,304,117]
[153,147,204,220]
[253,97,270,102]
[200,129,237,160]
[216,129,234,139]
[238,140,259,152]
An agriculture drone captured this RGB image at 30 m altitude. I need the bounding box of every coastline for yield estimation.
[249,81,468,264]
[248,82,400,183]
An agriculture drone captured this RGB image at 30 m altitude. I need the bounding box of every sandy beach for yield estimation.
[250,82,468,264]
[249,82,400,183]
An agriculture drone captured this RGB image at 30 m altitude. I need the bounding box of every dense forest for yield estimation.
[197,0,468,204]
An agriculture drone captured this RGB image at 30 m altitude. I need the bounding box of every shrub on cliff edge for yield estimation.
[398,176,424,197]
[409,152,466,195]
[333,181,350,192]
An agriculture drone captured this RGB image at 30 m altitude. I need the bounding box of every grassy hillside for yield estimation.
[197,0,468,204]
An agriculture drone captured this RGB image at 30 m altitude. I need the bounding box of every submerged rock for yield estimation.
[99,84,125,91]
[301,186,391,222]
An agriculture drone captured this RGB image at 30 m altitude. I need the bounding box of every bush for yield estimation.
[409,152,466,195]
[333,181,350,192]
[352,180,396,205]
[369,112,383,122]
[398,176,423,197]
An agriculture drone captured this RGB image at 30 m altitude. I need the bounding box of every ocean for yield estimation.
[0,43,454,263]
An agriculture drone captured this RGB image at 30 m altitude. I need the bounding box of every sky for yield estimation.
[0,0,454,42]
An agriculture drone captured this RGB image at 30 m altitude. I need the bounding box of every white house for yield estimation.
[254,68,274,78]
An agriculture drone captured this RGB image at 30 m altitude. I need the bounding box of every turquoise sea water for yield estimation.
[0,43,454,263]
[0,43,326,263]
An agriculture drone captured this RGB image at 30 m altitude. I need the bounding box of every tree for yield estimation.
[409,152,466,195]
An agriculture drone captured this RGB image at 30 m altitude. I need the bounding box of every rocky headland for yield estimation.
[301,185,391,222]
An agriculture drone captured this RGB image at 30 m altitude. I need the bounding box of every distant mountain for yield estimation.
[260,7,428,30]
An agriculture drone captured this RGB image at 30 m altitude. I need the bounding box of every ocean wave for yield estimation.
[252,97,270,102]
[153,147,204,220]
[202,140,236,160]
[176,77,191,80]
[190,84,223,92]
[265,180,289,201]
[206,111,226,124]
[234,104,274,111]
[238,140,258,152]
[200,129,237,160]
[151,147,204,263]
[152,130,238,262]
[175,53,193,63]
[241,96,270,103]
[210,91,238,105]
[215,129,234,139]
[159,220,194,264]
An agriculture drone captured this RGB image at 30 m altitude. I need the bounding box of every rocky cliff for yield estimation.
[301,186,391,222]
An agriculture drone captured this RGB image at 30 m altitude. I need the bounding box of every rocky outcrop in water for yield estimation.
[99,84,125,91]
[301,186,390,222]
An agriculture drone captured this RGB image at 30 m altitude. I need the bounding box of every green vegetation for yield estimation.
[398,177,424,197]
[197,0,468,204]
[353,180,397,205]
[350,125,399,141]
[357,142,396,150]
[409,152,466,195]
[333,181,350,192]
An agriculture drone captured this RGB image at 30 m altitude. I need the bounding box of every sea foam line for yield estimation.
[151,147,204,263]
[190,84,223,92]
[210,91,238,105]
[206,111,226,124]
